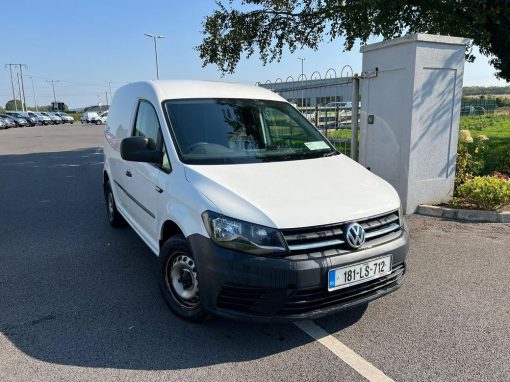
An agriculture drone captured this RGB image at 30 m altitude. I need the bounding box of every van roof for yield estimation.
[124,80,285,102]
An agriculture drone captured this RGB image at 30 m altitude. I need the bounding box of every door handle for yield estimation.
[125,170,132,177]
[155,186,163,193]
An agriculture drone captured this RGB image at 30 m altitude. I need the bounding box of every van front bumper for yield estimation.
[188,227,409,322]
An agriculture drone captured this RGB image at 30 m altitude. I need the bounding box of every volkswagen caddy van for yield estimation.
[103,80,409,322]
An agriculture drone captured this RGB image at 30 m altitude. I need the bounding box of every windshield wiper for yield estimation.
[322,151,338,157]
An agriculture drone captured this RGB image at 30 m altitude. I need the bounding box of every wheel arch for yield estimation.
[103,170,109,190]
[160,220,185,249]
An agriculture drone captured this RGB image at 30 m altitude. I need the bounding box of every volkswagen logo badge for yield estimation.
[345,223,366,249]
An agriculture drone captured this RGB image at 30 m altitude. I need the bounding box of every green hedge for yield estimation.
[456,176,510,210]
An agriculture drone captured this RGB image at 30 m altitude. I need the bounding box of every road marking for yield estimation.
[294,320,395,382]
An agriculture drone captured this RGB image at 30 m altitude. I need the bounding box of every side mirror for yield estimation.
[120,136,163,164]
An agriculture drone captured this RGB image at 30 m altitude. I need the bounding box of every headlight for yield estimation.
[399,203,404,229]
[202,211,286,255]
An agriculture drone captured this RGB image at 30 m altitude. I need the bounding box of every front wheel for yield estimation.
[159,235,209,322]
[96,120,102,125]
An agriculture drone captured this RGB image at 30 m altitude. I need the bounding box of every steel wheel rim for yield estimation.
[165,252,200,309]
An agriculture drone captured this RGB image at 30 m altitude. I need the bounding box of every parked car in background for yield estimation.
[461,105,485,116]
[27,111,52,125]
[0,114,28,127]
[80,111,100,124]
[98,111,108,125]
[55,112,75,124]
[0,119,5,130]
[0,116,16,128]
[48,112,64,124]
[324,101,353,110]
[6,111,37,126]
[40,112,61,124]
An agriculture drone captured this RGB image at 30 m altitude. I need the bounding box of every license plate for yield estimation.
[328,255,392,291]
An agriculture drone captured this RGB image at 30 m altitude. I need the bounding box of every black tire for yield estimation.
[104,180,126,227]
[159,235,209,322]
[96,120,102,125]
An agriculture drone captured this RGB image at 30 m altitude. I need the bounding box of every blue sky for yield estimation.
[1,0,507,108]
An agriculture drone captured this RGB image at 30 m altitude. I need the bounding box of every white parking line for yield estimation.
[294,320,395,382]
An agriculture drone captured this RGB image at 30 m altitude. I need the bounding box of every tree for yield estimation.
[198,0,510,81]
[5,99,24,111]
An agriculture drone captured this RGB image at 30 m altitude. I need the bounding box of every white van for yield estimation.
[80,111,100,124]
[103,80,408,322]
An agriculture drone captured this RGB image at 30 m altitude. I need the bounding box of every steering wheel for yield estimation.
[187,142,230,155]
[187,142,210,154]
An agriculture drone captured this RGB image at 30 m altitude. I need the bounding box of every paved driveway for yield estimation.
[0,125,509,381]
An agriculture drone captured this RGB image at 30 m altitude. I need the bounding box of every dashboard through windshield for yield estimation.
[163,98,337,165]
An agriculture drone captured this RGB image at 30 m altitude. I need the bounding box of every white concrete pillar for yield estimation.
[359,34,470,214]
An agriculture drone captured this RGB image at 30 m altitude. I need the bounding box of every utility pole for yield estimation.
[19,64,27,112]
[105,91,109,108]
[298,57,306,108]
[16,72,23,111]
[105,81,113,106]
[144,33,165,79]
[5,64,19,111]
[46,80,59,109]
[29,76,38,111]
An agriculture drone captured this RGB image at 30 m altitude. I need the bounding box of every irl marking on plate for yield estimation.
[329,271,336,289]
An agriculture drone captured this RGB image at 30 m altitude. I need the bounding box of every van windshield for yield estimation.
[163,99,337,165]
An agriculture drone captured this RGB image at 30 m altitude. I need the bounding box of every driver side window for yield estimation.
[133,100,171,172]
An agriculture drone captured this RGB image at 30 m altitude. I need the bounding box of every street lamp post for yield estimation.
[144,33,165,79]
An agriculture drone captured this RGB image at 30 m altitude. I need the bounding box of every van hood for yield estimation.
[184,155,400,229]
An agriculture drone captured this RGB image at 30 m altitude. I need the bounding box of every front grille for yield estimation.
[281,210,400,253]
[276,262,405,316]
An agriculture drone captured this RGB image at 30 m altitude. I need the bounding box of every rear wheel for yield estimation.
[159,235,209,322]
[104,180,126,227]
[96,120,102,125]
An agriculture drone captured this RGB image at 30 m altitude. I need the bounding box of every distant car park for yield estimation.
[40,112,61,124]
[0,116,16,128]
[5,111,37,126]
[27,111,51,125]
[0,114,27,127]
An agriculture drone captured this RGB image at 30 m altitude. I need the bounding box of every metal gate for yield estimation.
[258,65,359,160]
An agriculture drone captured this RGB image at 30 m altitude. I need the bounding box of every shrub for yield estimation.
[495,148,510,175]
[456,176,510,210]
[455,142,486,190]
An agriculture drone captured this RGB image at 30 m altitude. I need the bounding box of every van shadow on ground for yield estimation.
[0,147,367,370]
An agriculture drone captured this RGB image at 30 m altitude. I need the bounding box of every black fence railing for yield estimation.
[461,99,496,115]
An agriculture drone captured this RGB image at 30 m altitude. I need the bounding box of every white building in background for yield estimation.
[259,76,354,107]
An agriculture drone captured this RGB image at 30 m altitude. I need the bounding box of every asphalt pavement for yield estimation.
[0,125,509,381]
